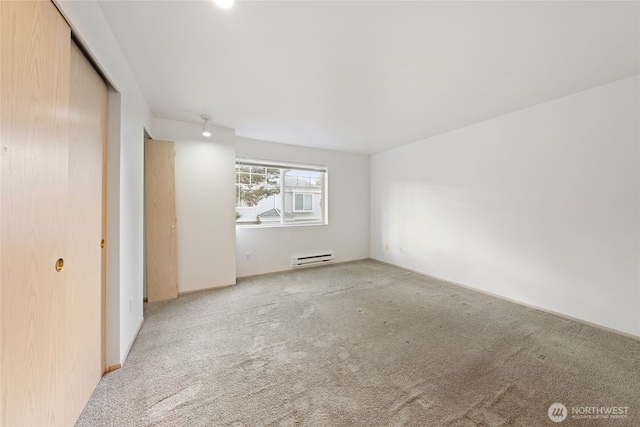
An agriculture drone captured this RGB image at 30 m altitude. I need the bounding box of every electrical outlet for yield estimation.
[129,296,132,314]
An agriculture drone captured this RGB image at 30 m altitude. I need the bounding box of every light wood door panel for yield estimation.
[1,2,107,425]
[0,1,71,425]
[145,139,178,302]
[66,41,108,422]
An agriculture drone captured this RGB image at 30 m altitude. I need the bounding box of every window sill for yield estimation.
[236,222,328,229]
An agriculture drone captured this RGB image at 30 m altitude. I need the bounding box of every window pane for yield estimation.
[236,160,326,226]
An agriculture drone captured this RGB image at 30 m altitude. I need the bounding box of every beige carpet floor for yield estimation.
[76,259,640,426]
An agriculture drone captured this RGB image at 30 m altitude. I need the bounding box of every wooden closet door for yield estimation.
[0,1,71,425]
[66,41,108,422]
[145,139,178,302]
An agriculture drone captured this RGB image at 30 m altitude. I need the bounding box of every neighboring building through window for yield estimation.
[293,193,313,212]
[235,159,327,226]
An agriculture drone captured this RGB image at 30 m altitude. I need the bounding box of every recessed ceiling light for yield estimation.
[214,0,234,8]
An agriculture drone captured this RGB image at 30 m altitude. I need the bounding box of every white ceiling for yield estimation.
[97,1,639,154]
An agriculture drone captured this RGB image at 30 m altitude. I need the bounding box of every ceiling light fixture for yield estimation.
[201,115,212,137]
[214,0,234,8]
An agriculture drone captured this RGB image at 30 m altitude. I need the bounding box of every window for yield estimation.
[235,158,327,226]
[294,193,313,212]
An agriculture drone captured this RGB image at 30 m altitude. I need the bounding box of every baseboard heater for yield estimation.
[291,252,335,267]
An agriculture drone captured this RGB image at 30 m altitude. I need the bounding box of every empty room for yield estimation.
[1,0,638,426]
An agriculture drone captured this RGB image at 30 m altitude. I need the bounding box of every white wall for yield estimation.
[236,138,370,277]
[56,0,153,365]
[153,119,237,292]
[371,76,640,337]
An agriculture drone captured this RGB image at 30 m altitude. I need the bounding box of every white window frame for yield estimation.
[293,193,314,212]
[235,158,328,227]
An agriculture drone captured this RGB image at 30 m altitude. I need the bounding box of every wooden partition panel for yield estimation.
[145,139,178,302]
[0,1,71,425]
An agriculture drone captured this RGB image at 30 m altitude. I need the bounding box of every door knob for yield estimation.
[55,258,64,272]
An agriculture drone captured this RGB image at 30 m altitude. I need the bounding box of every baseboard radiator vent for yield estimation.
[291,252,335,267]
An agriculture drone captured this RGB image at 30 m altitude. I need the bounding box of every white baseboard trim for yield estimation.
[236,257,369,280]
[178,283,236,296]
[120,316,144,367]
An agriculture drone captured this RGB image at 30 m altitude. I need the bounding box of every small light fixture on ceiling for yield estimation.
[214,0,234,8]
[201,115,212,137]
